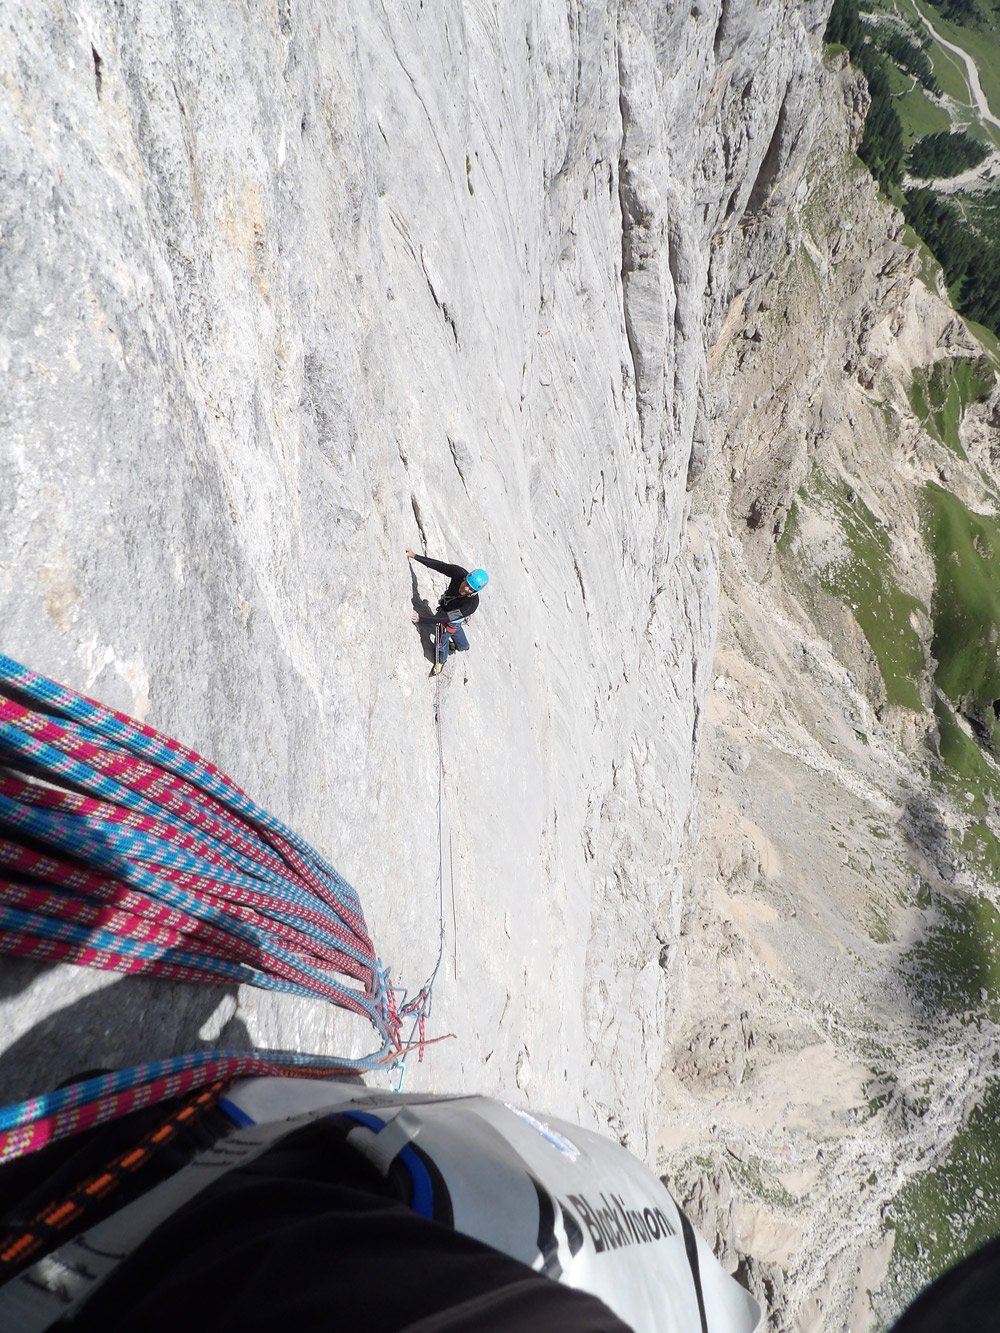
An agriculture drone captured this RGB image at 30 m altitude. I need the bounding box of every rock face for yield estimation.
[13,3,1000,1329]
[660,56,1000,1330]
[0,0,831,1162]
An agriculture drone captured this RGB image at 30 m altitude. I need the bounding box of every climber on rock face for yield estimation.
[407,547,488,674]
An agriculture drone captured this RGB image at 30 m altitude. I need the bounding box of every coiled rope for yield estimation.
[0,655,433,1163]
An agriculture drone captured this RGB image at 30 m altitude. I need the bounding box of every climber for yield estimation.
[407,548,488,673]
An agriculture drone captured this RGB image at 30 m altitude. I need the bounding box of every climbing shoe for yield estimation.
[432,661,443,675]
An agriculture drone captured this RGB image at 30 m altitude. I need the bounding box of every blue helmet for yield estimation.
[466,568,489,592]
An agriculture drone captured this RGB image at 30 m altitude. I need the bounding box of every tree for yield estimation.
[908,131,990,179]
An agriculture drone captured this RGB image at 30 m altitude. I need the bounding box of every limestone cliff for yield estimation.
[0,0,831,1164]
[14,4,995,1330]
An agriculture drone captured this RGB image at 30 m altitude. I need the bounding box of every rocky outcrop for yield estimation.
[661,56,1000,1330]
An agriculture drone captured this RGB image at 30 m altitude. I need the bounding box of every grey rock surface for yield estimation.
[1,0,826,1180]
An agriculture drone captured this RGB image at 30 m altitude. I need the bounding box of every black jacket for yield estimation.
[64,1118,629,1332]
[414,554,480,627]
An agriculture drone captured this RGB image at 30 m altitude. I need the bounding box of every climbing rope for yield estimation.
[436,627,460,985]
[396,625,457,1073]
[433,633,456,985]
[0,654,438,1164]
[385,621,461,1092]
[0,1077,230,1278]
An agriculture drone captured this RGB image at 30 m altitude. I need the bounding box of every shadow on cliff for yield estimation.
[0,958,252,1110]
[410,564,438,665]
[0,811,255,1108]
[897,788,997,1031]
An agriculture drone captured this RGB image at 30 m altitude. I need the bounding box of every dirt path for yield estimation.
[911,3,1000,132]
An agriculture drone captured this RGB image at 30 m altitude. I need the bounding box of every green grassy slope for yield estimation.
[925,482,1000,725]
[781,472,927,709]
[908,356,994,453]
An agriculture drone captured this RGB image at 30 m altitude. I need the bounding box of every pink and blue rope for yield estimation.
[0,654,418,1163]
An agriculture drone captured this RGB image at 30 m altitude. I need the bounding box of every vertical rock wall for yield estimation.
[1,0,827,1157]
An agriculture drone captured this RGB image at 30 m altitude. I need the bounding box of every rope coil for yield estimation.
[0,655,442,1164]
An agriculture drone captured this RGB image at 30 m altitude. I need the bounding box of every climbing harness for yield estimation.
[0,655,437,1163]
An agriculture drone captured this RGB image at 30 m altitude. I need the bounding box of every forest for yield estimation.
[907,130,990,179]
[825,0,1000,337]
[923,0,999,28]
[903,189,1000,330]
